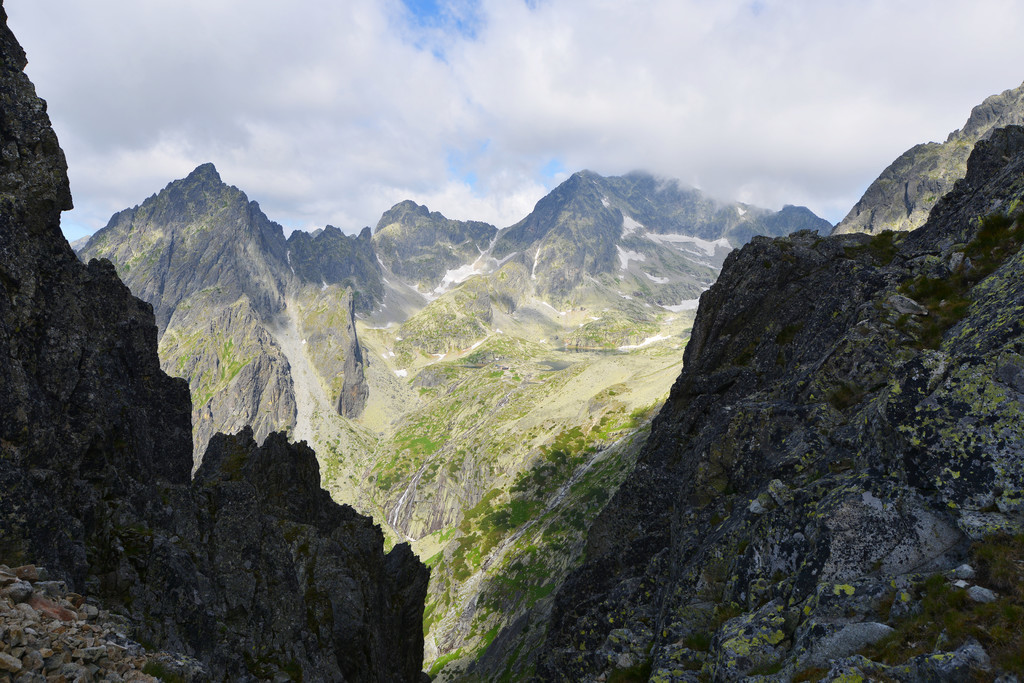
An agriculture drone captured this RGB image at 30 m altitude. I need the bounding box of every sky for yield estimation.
[7,1,1024,241]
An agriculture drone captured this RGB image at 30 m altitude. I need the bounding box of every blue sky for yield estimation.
[7,0,1024,241]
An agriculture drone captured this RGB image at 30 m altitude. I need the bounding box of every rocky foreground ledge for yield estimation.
[0,563,206,682]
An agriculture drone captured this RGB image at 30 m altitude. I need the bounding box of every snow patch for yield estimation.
[433,251,521,296]
[646,233,731,256]
[321,280,328,291]
[618,334,671,351]
[540,300,568,316]
[645,272,671,284]
[434,262,479,294]
[616,245,646,270]
[662,298,702,312]
[601,195,611,208]
[621,215,643,235]
[737,206,747,216]
[394,369,408,378]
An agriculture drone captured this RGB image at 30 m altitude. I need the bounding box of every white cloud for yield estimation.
[7,0,1024,240]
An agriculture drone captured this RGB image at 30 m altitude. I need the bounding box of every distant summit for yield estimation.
[834,80,1024,235]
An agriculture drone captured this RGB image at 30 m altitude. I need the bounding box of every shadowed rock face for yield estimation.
[336,287,368,418]
[525,127,1024,680]
[0,4,427,681]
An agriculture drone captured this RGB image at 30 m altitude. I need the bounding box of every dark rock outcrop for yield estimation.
[531,127,1024,680]
[0,4,428,680]
[337,287,368,418]
[286,224,384,311]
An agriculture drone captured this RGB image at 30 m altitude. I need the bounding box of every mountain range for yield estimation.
[5,0,1024,678]
[76,160,830,674]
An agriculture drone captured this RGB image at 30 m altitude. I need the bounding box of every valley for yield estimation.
[76,164,828,676]
[7,2,1024,679]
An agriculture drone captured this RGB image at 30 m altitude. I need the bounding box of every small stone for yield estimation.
[28,596,75,622]
[76,646,108,662]
[954,579,970,589]
[1,580,32,604]
[21,649,43,672]
[0,652,22,673]
[748,493,772,515]
[768,479,793,506]
[951,563,976,580]
[13,565,38,582]
[967,586,997,603]
[33,581,66,598]
[14,603,38,622]
[79,604,99,620]
[43,652,65,671]
[888,294,929,316]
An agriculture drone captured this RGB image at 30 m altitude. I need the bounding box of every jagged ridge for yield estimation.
[834,80,1024,236]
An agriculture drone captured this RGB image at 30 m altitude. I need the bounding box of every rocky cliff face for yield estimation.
[80,164,382,460]
[373,200,498,293]
[0,5,428,680]
[834,80,1024,236]
[286,224,383,310]
[336,287,368,418]
[518,127,1024,681]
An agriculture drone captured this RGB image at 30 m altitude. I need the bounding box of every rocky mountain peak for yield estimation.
[183,160,221,183]
[373,200,498,291]
[375,198,433,229]
[80,163,290,330]
[835,79,1024,236]
[951,80,1024,143]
